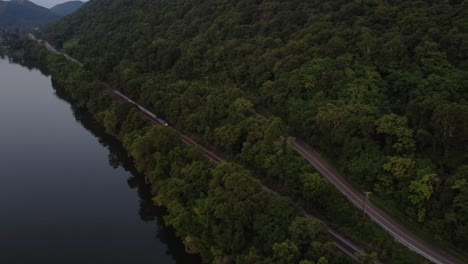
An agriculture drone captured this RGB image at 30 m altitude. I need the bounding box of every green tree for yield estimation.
[408,169,437,222]
[269,241,299,264]
[376,114,415,153]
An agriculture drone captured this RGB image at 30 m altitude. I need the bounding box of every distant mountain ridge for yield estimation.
[50,1,84,16]
[0,0,85,29]
[0,0,59,28]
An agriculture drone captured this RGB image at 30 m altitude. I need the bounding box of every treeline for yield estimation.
[41,0,468,254]
[1,35,51,74]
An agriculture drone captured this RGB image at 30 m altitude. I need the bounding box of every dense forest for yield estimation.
[40,0,468,255]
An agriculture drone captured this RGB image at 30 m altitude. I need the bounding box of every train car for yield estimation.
[156,118,169,126]
[113,90,136,104]
[138,105,157,118]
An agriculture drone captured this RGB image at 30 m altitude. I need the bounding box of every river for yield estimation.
[0,56,201,264]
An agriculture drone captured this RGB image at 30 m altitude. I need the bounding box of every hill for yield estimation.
[0,0,59,28]
[41,0,468,259]
[50,1,84,16]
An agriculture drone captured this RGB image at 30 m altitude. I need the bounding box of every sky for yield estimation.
[30,0,88,8]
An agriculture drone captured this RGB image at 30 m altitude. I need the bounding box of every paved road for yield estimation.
[108,84,465,264]
[293,140,464,264]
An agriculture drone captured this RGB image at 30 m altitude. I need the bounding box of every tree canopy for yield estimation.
[17,0,468,260]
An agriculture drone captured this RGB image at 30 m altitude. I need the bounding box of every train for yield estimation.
[138,105,169,126]
[112,89,169,126]
[113,90,136,104]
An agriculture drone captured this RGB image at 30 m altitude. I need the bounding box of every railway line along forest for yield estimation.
[2,0,467,263]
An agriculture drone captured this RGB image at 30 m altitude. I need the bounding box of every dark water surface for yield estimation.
[0,56,201,264]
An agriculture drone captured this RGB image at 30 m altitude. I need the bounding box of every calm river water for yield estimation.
[0,56,201,264]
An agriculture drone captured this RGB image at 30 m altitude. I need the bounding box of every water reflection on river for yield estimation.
[0,55,201,264]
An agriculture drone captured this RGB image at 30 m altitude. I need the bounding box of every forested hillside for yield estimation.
[0,0,59,28]
[42,0,468,255]
[50,1,84,16]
